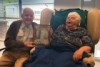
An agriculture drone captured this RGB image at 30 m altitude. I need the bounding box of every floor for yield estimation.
[0,41,100,67]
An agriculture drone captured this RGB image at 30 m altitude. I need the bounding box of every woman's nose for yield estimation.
[68,18,71,21]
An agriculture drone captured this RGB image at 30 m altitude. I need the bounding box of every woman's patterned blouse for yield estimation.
[52,25,94,49]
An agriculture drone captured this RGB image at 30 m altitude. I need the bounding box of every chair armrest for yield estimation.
[83,53,95,67]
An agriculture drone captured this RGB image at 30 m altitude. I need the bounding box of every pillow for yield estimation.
[50,8,88,31]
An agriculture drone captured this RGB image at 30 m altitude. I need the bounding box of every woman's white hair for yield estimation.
[67,12,81,26]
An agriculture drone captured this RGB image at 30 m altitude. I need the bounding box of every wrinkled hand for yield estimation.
[24,42,35,48]
[73,46,91,61]
[73,49,84,61]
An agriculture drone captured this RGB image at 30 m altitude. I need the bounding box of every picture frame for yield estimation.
[34,24,50,45]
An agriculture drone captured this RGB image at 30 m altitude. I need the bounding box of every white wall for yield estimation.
[81,0,95,9]
[54,0,100,10]
[54,0,81,10]
[81,0,100,10]
[95,0,100,7]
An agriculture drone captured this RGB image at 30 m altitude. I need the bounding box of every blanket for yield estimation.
[23,43,89,67]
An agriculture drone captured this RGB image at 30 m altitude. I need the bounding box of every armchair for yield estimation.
[40,8,100,67]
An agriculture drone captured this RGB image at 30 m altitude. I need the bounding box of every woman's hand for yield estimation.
[73,48,84,61]
[24,42,35,48]
[73,46,91,61]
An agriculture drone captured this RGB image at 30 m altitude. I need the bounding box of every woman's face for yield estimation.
[66,14,80,30]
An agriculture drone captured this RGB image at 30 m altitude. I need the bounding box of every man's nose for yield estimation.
[27,15,32,18]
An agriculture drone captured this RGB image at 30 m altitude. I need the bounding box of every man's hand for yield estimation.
[24,42,35,48]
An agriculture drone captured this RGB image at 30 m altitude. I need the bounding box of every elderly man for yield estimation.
[0,8,37,67]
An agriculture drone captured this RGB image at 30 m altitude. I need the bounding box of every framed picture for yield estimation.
[34,25,50,45]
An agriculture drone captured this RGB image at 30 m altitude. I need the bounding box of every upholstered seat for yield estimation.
[40,8,100,67]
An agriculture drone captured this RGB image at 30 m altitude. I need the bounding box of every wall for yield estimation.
[95,0,100,8]
[81,0,95,9]
[54,0,100,10]
[81,0,100,10]
[54,0,81,10]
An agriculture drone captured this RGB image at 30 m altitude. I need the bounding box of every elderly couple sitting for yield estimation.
[0,8,94,67]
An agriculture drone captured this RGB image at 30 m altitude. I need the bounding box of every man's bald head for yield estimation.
[21,8,34,24]
[22,8,34,15]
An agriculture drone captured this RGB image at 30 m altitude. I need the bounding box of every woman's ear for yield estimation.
[77,20,80,27]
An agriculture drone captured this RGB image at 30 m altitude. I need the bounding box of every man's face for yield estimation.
[66,14,79,29]
[22,9,34,24]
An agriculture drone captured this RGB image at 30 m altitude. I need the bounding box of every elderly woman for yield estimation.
[23,12,94,67]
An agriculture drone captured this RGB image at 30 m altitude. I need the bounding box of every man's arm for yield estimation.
[4,21,25,49]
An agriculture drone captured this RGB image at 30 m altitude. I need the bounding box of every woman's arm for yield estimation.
[73,29,93,61]
[73,46,91,61]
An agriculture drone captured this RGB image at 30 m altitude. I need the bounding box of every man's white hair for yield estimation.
[67,12,81,26]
